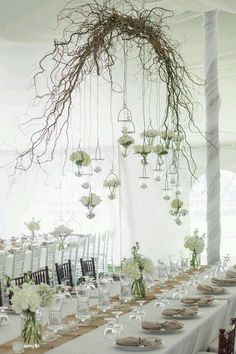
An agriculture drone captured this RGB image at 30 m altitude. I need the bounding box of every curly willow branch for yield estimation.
[14,0,202,175]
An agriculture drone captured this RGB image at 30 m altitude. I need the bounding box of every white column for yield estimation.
[204,10,221,264]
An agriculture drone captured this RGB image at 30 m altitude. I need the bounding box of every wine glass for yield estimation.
[111,311,123,338]
[104,317,117,343]
[0,306,9,325]
[136,300,146,316]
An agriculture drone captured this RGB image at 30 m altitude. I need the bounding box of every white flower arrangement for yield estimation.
[50,225,73,250]
[122,242,154,299]
[152,144,168,155]
[10,282,53,315]
[70,150,91,167]
[184,229,205,254]
[25,218,40,233]
[140,129,158,145]
[169,198,188,225]
[80,193,101,207]
[118,133,134,157]
[103,178,121,200]
[80,192,101,219]
[133,144,153,165]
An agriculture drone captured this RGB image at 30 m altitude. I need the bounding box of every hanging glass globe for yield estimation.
[162,188,172,201]
[175,184,183,196]
[92,139,104,173]
[153,167,163,182]
[139,176,150,189]
[168,172,177,185]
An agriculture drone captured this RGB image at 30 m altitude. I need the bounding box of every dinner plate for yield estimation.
[115,340,163,351]
[211,281,236,287]
[196,289,229,295]
[142,327,183,334]
[181,301,215,307]
[162,312,200,320]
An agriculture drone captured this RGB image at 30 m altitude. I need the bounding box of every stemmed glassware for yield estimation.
[104,317,117,343]
[0,306,9,325]
[157,258,169,286]
[111,311,123,338]
[98,277,111,312]
[168,255,179,279]
[75,282,91,324]
[119,273,132,306]
[136,300,146,316]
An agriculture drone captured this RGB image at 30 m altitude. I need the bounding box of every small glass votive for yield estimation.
[12,341,24,353]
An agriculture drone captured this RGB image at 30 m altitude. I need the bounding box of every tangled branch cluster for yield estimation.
[15,0,201,174]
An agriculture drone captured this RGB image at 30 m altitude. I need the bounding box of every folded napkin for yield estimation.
[162,306,199,317]
[141,319,183,331]
[181,296,214,306]
[116,336,162,347]
[211,277,236,285]
[197,283,226,294]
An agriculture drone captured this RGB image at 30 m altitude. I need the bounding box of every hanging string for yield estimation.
[88,75,92,156]
[142,64,146,142]
[123,41,128,107]
[69,104,76,219]
[148,79,153,129]
[109,84,115,169]
[77,86,82,150]
[83,79,87,150]
[96,76,100,143]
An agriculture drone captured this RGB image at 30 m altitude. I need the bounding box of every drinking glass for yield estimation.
[136,300,146,316]
[47,294,64,332]
[111,311,123,338]
[119,273,132,305]
[0,306,9,325]
[154,294,169,308]
[98,278,111,312]
[157,258,168,286]
[76,283,91,323]
[104,318,117,343]
[168,255,179,278]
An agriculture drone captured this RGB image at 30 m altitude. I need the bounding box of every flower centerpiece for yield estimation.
[24,218,40,241]
[169,198,188,225]
[70,150,91,177]
[118,127,135,157]
[10,282,53,349]
[184,229,206,269]
[133,144,153,165]
[50,225,73,250]
[152,144,168,156]
[80,192,101,219]
[103,176,121,200]
[122,242,154,299]
[140,129,158,145]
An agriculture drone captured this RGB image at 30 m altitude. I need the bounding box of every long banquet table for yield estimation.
[1,270,236,354]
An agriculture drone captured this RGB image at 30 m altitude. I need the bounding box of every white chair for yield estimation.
[105,230,115,272]
[12,250,25,278]
[96,231,108,274]
[30,247,41,272]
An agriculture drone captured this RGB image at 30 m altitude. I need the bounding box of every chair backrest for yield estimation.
[55,259,73,287]
[0,253,6,277]
[31,247,41,272]
[46,243,56,269]
[218,318,236,354]
[32,266,50,285]
[80,258,96,279]
[12,250,26,278]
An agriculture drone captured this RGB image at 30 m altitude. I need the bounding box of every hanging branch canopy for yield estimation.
[14,0,201,173]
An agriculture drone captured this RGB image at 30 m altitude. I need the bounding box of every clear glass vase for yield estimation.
[21,310,42,349]
[190,250,201,270]
[132,276,146,299]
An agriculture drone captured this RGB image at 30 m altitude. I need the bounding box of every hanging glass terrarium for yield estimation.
[118,127,135,157]
[168,171,178,185]
[92,139,104,173]
[80,191,101,219]
[70,149,91,177]
[162,174,172,201]
[103,169,121,200]
[117,103,135,134]
[153,155,164,182]
[139,165,150,189]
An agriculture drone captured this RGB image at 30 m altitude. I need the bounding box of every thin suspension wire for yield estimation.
[78,87,82,149]
[109,84,115,169]
[142,66,146,138]
[123,41,128,106]
[88,75,92,156]
[83,79,87,149]
[96,76,99,141]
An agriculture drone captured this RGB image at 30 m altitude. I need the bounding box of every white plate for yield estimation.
[142,328,183,334]
[181,301,215,307]
[115,340,163,351]
[162,312,200,320]
[211,281,236,287]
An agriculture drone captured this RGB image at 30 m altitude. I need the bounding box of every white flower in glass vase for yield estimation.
[158,130,178,149]
[10,282,53,348]
[25,218,40,240]
[103,177,121,200]
[50,225,73,250]
[118,129,134,157]
[184,229,206,269]
[133,144,153,165]
[152,144,168,156]
[169,198,188,225]
[70,150,91,177]
[80,192,101,219]
[173,134,184,151]
[140,129,158,145]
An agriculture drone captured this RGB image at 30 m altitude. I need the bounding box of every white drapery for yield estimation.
[204,10,221,264]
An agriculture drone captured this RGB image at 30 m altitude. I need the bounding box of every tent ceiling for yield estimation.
[0,0,235,152]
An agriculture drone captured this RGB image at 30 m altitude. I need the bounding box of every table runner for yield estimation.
[0,268,205,354]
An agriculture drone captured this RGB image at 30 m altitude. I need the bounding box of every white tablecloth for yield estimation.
[1,277,236,354]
